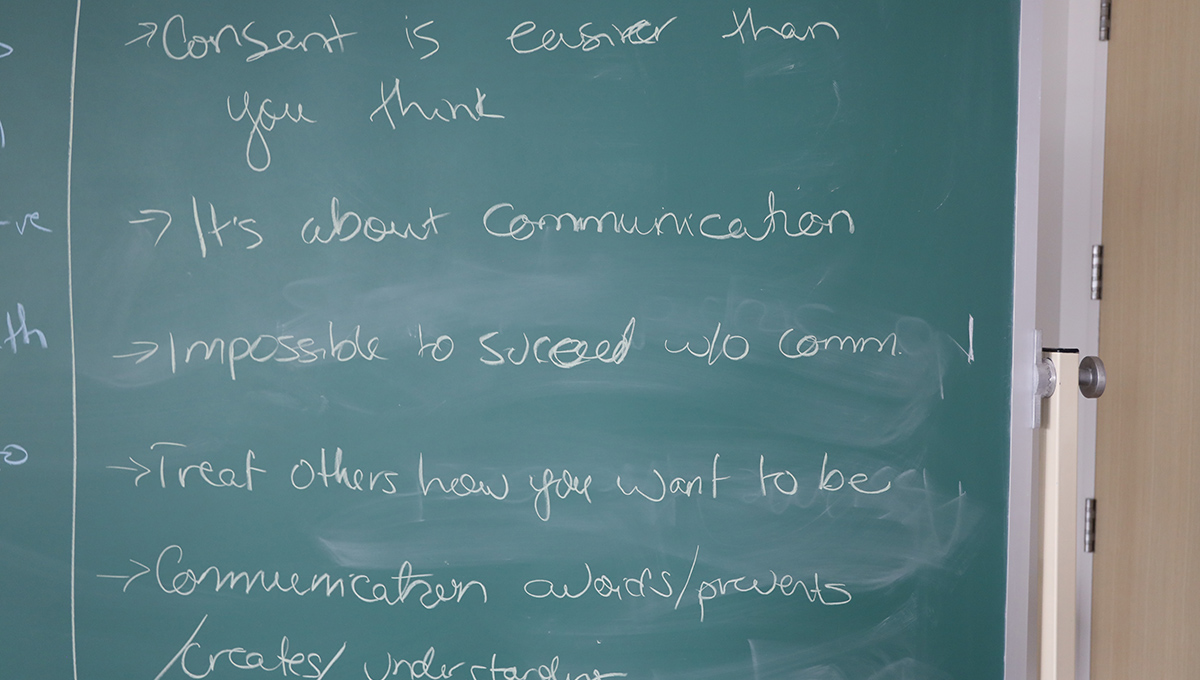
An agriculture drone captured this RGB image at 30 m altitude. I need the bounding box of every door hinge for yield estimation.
[1100,0,1112,41]
[1084,497,1097,552]
[1091,244,1103,300]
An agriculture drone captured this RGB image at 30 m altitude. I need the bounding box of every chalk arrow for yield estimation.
[123,22,157,48]
[129,209,172,246]
[106,457,152,486]
[97,560,150,592]
[113,341,158,364]
[0,42,12,59]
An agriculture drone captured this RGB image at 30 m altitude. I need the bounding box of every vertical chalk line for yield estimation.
[674,545,700,610]
[67,1,82,678]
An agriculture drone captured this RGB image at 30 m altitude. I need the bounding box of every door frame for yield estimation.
[1009,0,1047,677]
[1034,0,1109,678]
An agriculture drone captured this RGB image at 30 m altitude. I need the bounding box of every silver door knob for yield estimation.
[1079,356,1106,398]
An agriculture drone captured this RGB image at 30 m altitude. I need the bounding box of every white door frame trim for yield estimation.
[1008,1,1047,677]
[1035,0,1109,678]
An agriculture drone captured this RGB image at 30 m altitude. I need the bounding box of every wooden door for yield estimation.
[1092,1,1200,676]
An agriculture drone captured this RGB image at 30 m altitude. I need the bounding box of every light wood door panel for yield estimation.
[1093,0,1200,677]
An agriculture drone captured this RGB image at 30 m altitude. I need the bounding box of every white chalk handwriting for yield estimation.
[129,197,262,255]
[760,454,891,497]
[420,453,510,501]
[126,15,355,62]
[617,454,729,502]
[418,326,454,362]
[778,329,900,359]
[364,647,626,680]
[1,444,28,469]
[478,318,635,369]
[507,18,676,53]
[664,323,748,365]
[530,468,593,521]
[525,562,678,601]
[153,615,346,680]
[697,568,850,621]
[404,16,440,60]
[107,442,263,491]
[0,42,11,151]
[114,323,385,380]
[301,197,446,244]
[1,212,49,235]
[722,8,840,43]
[227,92,315,172]
[371,80,504,128]
[4,303,46,354]
[482,192,853,241]
[291,447,400,494]
[118,544,488,608]
[522,548,851,622]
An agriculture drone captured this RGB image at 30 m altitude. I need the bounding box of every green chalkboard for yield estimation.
[1,1,1021,678]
